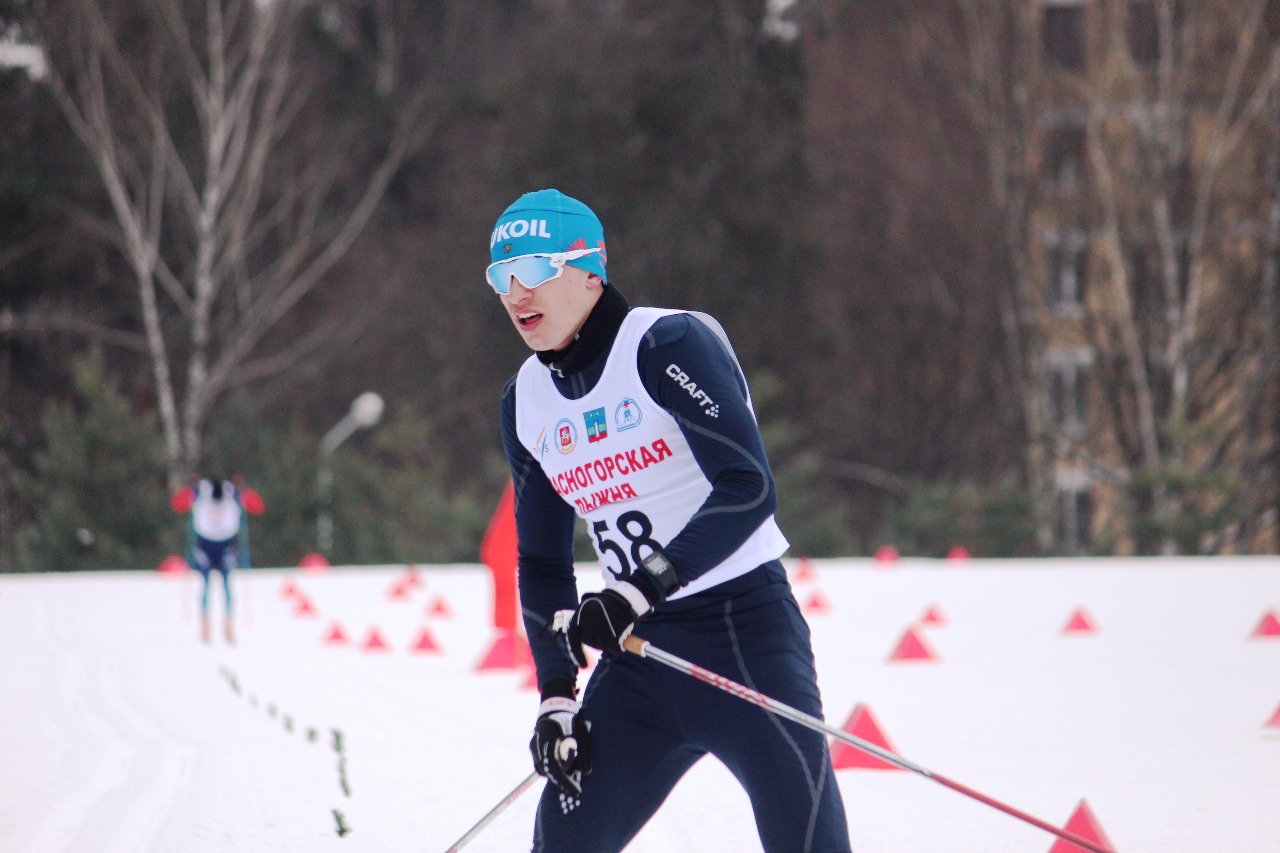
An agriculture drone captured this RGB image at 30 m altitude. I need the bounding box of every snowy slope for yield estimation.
[1,558,1277,852]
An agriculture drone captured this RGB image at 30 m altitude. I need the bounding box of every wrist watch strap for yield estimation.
[639,550,680,596]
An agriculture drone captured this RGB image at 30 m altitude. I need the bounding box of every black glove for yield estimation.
[561,576,660,666]
[529,696,593,796]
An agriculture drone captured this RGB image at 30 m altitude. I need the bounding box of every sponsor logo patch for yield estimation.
[584,407,608,443]
[615,398,642,432]
[556,418,577,454]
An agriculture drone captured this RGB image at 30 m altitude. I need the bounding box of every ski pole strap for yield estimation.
[621,635,1112,853]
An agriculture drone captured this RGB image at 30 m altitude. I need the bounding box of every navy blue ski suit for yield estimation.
[501,284,851,853]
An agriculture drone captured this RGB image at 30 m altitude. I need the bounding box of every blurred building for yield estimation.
[1029,0,1279,553]
[799,0,1278,555]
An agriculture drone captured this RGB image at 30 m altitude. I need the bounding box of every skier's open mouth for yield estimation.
[517,312,542,327]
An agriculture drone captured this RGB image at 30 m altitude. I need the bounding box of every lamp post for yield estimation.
[317,391,385,555]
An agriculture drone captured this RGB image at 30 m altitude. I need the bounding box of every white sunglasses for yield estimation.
[485,248,602,294]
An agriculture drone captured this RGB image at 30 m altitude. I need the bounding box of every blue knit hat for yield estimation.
[489,189,608,282]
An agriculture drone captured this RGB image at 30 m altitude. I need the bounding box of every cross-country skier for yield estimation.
[171,475,264,644]
[490,189,852,852]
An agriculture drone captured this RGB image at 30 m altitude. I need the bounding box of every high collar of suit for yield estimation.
[536,284,630,378]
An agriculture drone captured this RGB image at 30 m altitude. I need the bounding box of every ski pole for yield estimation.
[242,569,253,630]
[443,771,539,852]
[181,568,192,624]
[622,635,1114,853]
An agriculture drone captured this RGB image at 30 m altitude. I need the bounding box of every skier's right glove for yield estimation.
[529,695,593,796]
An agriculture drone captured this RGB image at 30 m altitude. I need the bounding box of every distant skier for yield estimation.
[171,476,264,643]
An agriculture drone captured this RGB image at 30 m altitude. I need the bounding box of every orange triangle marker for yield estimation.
[1048,799,1116,853]
[361,626,391,652]
[792,558,816,583]
[831,704,902,770]
[1265,702,1280,729]
[323,621,350,645]
[1251,610,1280,638]
[475,628,532,671]
[1062,607,1097,635]
[427,595,453,618]
[920,605,946,626]
[293,594,318,617]
[409,626,441,653]
[888,626,937,662]
[804,590,833,614]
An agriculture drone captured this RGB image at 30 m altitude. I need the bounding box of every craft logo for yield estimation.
[583,408,608,443]
[555,418,577,454]
[665,363,721,418]
[615,398,642,432]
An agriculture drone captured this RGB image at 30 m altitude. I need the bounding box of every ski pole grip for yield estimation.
[623,634,649,657]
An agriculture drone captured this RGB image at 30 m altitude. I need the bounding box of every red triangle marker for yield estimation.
[1048,799,1116,853]
[403,565,424,588]
[920,605,946,626]
[323,621,350,645]
[831,704,902,771]
[520,665,539,691]
[387,579,412,601]
[1062,608,1097,635]
[888,626,937,662]
[1251,610,1280,638]
[427,595,453,618]
[157,555,189,573]
[297,552,331,571]
[1265,702,1280,729]
[361,626,391,652]
[792,558,816,583]
[873,545,900,565]
[280,579,300,600]
[409,626,441,653]
[804,590,833,614]
[475,628,532,671]
[293,594,318,617]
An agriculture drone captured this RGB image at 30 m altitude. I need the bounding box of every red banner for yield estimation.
[480,480,518,631]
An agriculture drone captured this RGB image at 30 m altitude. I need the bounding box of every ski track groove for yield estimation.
[31,585,194,853]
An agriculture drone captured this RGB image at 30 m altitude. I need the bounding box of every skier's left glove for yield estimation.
[529,694,593,796]
[560,580,657,667]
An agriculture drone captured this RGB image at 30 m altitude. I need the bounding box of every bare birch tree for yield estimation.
[35,0,459,487]
[950,1,1055,547]
[1249,86,1280,548]
[891,0,1056,546]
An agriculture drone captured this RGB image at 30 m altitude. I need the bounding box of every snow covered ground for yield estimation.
[2,557,1277,852]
